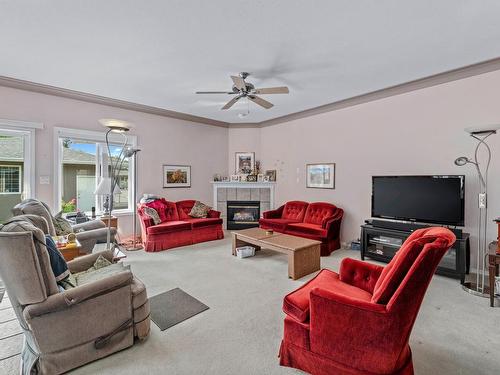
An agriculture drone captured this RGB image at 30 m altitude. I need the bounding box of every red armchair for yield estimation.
[279,227,456,375]
[260,201,343,256]
[137,199,224,252]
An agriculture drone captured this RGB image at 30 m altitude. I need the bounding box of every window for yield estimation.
[0,165,22,193]
[0,121,38,222]
[55,128,136,214]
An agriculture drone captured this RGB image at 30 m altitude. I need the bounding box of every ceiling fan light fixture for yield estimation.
[196,72,289,110]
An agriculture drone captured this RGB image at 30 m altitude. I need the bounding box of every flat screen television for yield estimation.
[371,175,465,226]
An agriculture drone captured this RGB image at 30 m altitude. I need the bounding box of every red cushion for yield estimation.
[144,199,171,223]
[283,269,372,323]
[176,200,197,220]
[259,218,300,232]
[162,200,180,221]
[282,201,309,221]
[186,218,223,228]
[146,221,191,235]
[372,227,456,304]
[285,223,327,238]
[303,202,337,226]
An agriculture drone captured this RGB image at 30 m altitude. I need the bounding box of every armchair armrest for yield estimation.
[263,205,284,219]
[339,258,383,294]
[72,219,105,232]
[321,209,343,230]
[23,270,133,320]
[137,206,154,229]
[67,250,114,273]
[208,209,221,218]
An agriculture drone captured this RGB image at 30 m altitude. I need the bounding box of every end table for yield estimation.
[53,236,83,261]
[489,241,500,307]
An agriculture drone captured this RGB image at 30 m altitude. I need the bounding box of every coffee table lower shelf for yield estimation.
[231,228,321,280]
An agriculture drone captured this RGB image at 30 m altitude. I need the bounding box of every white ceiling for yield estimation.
[1,1,500,123]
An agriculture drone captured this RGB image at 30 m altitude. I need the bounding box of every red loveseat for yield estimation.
[279,227,456,375]
[259,201,343,256]
[137,199,224,252]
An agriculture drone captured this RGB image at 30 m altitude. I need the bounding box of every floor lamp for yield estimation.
[123,146,142,251]
[99,118,132,252]
[455,124,500,296]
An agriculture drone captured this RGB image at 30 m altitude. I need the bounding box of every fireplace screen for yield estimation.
[227,201,260,230]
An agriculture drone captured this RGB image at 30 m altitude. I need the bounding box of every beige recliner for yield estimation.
[0,216,150,375]
[12,199,117,254]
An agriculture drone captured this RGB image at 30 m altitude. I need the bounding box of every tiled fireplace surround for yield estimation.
[211,182,276,228]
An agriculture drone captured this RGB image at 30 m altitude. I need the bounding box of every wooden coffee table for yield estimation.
[232,228,321,280]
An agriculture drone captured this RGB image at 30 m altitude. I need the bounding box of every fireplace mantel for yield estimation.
[211,182,276,227]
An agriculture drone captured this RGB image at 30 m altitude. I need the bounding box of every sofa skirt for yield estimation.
[143,225,224,252]
[279,340,414,375]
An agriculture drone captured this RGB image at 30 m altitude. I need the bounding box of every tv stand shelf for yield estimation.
[361,223,470,283]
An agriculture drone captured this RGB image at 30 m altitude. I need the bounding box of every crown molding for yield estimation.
[0,75,229,128]
[257,56,500,127]
[1,56,500,129]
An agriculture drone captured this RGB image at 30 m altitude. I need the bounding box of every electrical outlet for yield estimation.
[478,193,487,208]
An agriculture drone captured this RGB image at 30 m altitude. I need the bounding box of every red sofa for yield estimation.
[279,227,456,375]
[259,201,343,256]
[137,199,224,252]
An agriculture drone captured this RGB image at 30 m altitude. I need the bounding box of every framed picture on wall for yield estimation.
[306,163,335,189]
[235,152,255,174]
[265,169,277,182]
[163,165,191,188]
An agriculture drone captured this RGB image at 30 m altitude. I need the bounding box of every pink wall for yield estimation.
[2,67,500,266]
[228,127,261,174]
[0,86,229,236]
[229,70,500,268]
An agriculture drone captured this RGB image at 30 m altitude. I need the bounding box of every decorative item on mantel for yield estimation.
[235,152,255,174]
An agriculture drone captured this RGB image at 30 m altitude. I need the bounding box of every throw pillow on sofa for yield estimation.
[189,201,211,218]
[143,206,161,225]
[53,211,73,236]
[145,199,168,222]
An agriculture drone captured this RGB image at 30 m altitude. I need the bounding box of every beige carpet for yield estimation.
[2,235,500,374]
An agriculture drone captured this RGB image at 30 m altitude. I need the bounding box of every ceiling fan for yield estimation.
[196,72,289,110]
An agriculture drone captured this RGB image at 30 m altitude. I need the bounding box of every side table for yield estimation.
[100,215,118,229]
[488,241,500,307]
[53,237,83,261]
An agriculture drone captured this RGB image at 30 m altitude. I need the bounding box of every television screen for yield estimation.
[372,175,465,226]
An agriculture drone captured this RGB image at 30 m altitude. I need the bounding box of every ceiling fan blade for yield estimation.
[248,95,274,109]
[196,91,236,94]
[221,95,242,110]
[253,86,289,95]
[231,75,246,91]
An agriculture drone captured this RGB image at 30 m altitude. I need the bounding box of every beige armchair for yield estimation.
[0,216,150,375]
[12,198,117,254]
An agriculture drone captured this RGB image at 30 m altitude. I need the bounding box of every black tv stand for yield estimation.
[366,219,463,238]
[361,221,469,283]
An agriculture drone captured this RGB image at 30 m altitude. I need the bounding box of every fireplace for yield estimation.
[227,201,260,230]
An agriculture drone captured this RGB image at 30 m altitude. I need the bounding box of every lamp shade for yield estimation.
[94,177,122,195]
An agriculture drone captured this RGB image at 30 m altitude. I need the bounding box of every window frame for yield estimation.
[0,165,22,194]
[54,127,137,215]
[0,119,40,200]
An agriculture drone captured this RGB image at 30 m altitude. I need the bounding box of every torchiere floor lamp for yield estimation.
[455,124,500,296]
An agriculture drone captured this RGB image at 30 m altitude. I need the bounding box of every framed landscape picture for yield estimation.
[163,165,191,188]
[306,163,335,189]
[235,152,255,174]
